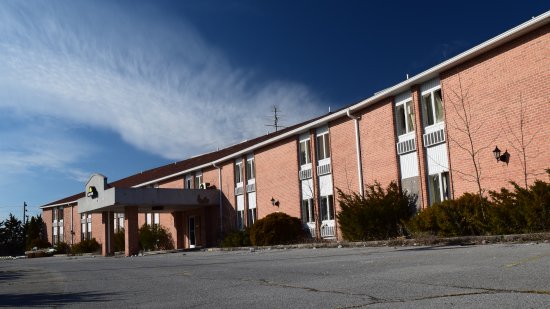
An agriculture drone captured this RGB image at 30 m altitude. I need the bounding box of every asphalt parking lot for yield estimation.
[1,243,549,308]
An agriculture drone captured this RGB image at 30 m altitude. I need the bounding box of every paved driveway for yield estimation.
[1,243,549,308]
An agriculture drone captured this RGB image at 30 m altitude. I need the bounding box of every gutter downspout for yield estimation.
[347,108,364,196]
[71,204,74,245]
[212,163,223,235]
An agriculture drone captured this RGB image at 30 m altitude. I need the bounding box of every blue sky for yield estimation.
[0,1,547,221]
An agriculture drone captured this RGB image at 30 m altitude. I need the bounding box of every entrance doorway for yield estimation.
[188,216,196,248]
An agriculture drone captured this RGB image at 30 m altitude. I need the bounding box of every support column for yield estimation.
[124,206,139,256]
[412,85,429,208]
[102,211,115,256]
[172,212,184,249]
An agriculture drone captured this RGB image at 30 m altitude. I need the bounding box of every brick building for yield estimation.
[42,12,550,256]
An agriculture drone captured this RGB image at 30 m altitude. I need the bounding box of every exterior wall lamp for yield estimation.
[270,197,279,207]
[493,146,510,165]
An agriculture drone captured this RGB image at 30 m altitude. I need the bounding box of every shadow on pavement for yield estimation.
[0,291,119,307]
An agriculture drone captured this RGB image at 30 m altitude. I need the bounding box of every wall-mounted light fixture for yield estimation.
[270,197,279,207]
[493,146,510,165]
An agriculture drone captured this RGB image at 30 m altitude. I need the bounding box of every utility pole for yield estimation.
[23,202,27,225]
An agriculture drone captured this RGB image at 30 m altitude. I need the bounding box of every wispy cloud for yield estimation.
[0,116,92,185]
[0,1,325,161]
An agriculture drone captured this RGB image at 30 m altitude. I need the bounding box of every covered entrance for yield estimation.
[77,174,220,256]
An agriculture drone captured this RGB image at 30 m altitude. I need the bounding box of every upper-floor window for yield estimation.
[235,160,243,184]
[53,206,64,222]
[246,156,255,181]
[316,131,330,161]
[422,88,444,127]
[396,100,415,136]
[194,172,203,188]
[185,175,192,189]
[299,138,311,166]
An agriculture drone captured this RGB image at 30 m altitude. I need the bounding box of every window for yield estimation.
[237,210,244,230]
[145,212,160,226]
[428,171,450,205]
[396,100,415,136]
[316,132,330,161]
[301,199,314,224]
[52,206,64,245]
[81,213,92,241]
[235,160,243,184]
[246,156,255,181]
[236,195,245,230]
[185,175,192,189]
[422,89,444,127]
[299,139,311,165]
[319,195,334,221]
[194,172,203,189]
[114,213,124,232]
[247,207,257,225]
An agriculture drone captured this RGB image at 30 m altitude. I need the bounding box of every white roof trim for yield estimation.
[127,11,547,188]
[40,200,78,209]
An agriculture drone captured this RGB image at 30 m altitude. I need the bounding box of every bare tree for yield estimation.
[445,74,497,218]
[503,94,543,189]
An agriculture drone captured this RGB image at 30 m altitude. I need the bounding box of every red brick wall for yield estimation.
[330,117,360,195]
[219,161,236,231]
[42,208,52,244]
[442,25,550,196]
[91,213,103,245]
[63,205,80,245]
[158,177,184,189]
[358,98,400,186]
[255,137,301,219]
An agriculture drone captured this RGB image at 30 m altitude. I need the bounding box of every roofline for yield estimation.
[40,200,78,209]
[133,11,549,188]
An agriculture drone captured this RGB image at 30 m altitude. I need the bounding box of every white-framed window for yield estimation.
[185,174,193,189]
[299,138,311,166]
[236,195,244,230]
[235,160,243,185]
[319,195,334,221]
[246,155,255,181]
[301,198,314,224]
[247,192,257,226]
[396,99,415,136]
[114,213,124,232]
[247,207,257,226]
[428,171,450,205]
[421,88,444,128]
[194,171,203,189]
[81,213,92,241]
[145,212,160,226]
[316,130,330,161]
[52,206,64,245]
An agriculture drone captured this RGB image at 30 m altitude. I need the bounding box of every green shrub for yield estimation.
[490,172,550,234]
[113,229,125,252]
[139,224,174,251]
[250,213,305,246]
[222,228,251,247]
[407,193,489,237]
[71,238,101,254]
[54,242,70,254]
[337,182,417,241]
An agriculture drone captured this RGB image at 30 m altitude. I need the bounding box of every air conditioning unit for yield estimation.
[199,182,210,189]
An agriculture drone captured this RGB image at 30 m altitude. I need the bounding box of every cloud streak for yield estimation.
[0,1,325,162]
